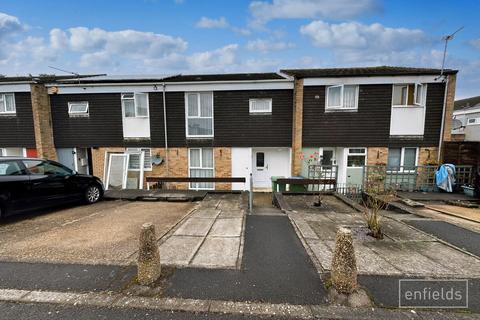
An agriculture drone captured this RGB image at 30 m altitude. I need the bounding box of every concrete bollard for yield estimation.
[137,223,161,286]
[331,227,357,294]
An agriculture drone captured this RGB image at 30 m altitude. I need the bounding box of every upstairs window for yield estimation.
[186,92,213,137]
[392,84,426,107]
[325,85,358,111]
[68,101,89,117]
[122,93,149,118]
[0,93,16,114]
[249,98,272,114]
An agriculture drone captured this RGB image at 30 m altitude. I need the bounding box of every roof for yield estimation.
[163,73,286,82]
[454,95,480,111]
[280,66,458,78]
[57,74,175,84]
[0,74,105,84]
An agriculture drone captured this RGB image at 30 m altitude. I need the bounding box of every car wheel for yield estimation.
[85,184,101,204]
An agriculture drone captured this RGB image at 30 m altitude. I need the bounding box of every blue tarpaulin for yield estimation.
[435,164,456,192]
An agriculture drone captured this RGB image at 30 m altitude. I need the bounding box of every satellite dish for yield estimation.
[152,155,163,165]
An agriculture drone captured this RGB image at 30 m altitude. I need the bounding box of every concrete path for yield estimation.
[406,219,480,257]
[166,213,327,305]
[159,193,246,269]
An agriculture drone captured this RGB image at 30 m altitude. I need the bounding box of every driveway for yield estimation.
[0,200,194,265]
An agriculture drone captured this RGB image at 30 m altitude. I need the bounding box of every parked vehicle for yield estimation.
[0,157,104,218]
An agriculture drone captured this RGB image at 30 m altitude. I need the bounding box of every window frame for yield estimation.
[0,148,4,157]
[185,92,214,138]
[249,98,272,114]
[121,93,149,118]
[0,93,16,115]
[325,85,359,111]
[392,84,427,108]
[126,147,152,171]
[387,147,418,172]
[467,117,480,126]
[68,101,89,117]
[188,147,215,190]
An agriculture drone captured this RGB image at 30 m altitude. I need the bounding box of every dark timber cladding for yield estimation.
[0,92,35,147]
[50,93,126,148]
[302,83,446,147]
[163,89,293,148]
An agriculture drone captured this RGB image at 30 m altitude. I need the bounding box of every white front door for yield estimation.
[252,148,290,190]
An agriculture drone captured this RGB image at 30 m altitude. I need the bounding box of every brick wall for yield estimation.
[367,147,388,165]
[214,147,232,190]
[31,84,57,160]
[442,74,457,144]
[291,78,304,176]
[418,147,438,166]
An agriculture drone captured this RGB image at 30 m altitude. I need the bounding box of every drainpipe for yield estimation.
[162,83,169,180]
[437,75,449,164]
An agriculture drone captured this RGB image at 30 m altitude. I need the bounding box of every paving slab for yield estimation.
[159,236,204,265]
[305,239,333,270]
[191,209,221,219]
[365,241,456,276]
[209,218,243,237]
[294,219,319,239]
[191,237,240,268]
[308,221,338,240]
[218,210,244,218]
[353,242,402,275]
[173,218,215,236]
[382,219,435,241]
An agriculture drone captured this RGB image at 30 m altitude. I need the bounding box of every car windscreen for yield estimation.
[0,161,24,176]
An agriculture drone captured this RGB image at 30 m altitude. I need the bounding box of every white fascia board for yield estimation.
[453,107,480,116]
[47,80,294,94]
[303,75,444,86]
[0,83,31,92]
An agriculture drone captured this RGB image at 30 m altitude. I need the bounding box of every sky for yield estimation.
[0,0,479,98]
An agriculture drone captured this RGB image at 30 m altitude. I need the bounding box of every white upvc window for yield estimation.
[188,148,214,190]
[185,92,214,138]
[325,85,359,111]
[249,98,272,114]
[467,117,480,125]
[0,148,4,156]
[392,84,427,107]
[0,93,16,114]
[387,147,418,172]
[68,101,89,116]
[121,93,149,118]
[126,148,152,171]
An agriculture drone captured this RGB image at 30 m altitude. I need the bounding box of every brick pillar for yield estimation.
[30,84,57,160]
[442,74,456,143]
[291,78,304,176]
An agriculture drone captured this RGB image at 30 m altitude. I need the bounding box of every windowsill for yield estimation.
[392,105,424,108]
[186,136,214,139]
[69,114,89,118]
[325,108,357,112]
[0,113,16,116]
[249,112,272,115]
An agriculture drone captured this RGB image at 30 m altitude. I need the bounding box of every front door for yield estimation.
[346,148,366,186]
[252,148,291,190]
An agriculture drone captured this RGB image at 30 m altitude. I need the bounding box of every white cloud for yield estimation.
[187,44,238,71]
[246,38,295,52]
[249,0,380,26]
[469,39,480,50]
[0,12,23,38]
[196,17,229,29]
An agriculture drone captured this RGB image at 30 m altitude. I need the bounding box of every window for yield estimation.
[467,118,480,125]
[189,148,214,189]
[0,148,3,157]
[256,152,265,168]
[186,92,213,137]
[249,98,272,114]
[0,93,16,114]
[23,160,72,176]
[392,84,426,106]
[387,147,417,171]
[0,161,24,176]
[121,93,149,118]
[126,148,152,170]
[326,85,358,111]
[68,101,89,116]
[347,148,366,167]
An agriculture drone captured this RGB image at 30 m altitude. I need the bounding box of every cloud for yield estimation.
[468,39,480,50]
[249,0,380,26]
[187,44,238,71]
[196,16,229,29]
[246,38,295,52]
[0,12,23,38]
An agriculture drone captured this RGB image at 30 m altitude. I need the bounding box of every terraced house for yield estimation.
[0,66,457,191]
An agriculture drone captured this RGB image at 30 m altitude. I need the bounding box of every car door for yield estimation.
[22,160,72,206]
[0,160,30,214]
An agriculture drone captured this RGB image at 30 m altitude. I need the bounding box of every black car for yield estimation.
[0,157,104,218]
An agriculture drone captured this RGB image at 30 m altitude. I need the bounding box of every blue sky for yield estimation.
[0,0,479,97]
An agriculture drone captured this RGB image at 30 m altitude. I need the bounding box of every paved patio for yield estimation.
[284,195,480,278]
[159,193,246,269]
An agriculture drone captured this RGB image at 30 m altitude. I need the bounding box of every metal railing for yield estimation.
[307,164,338,191]
[363,165,474,192]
